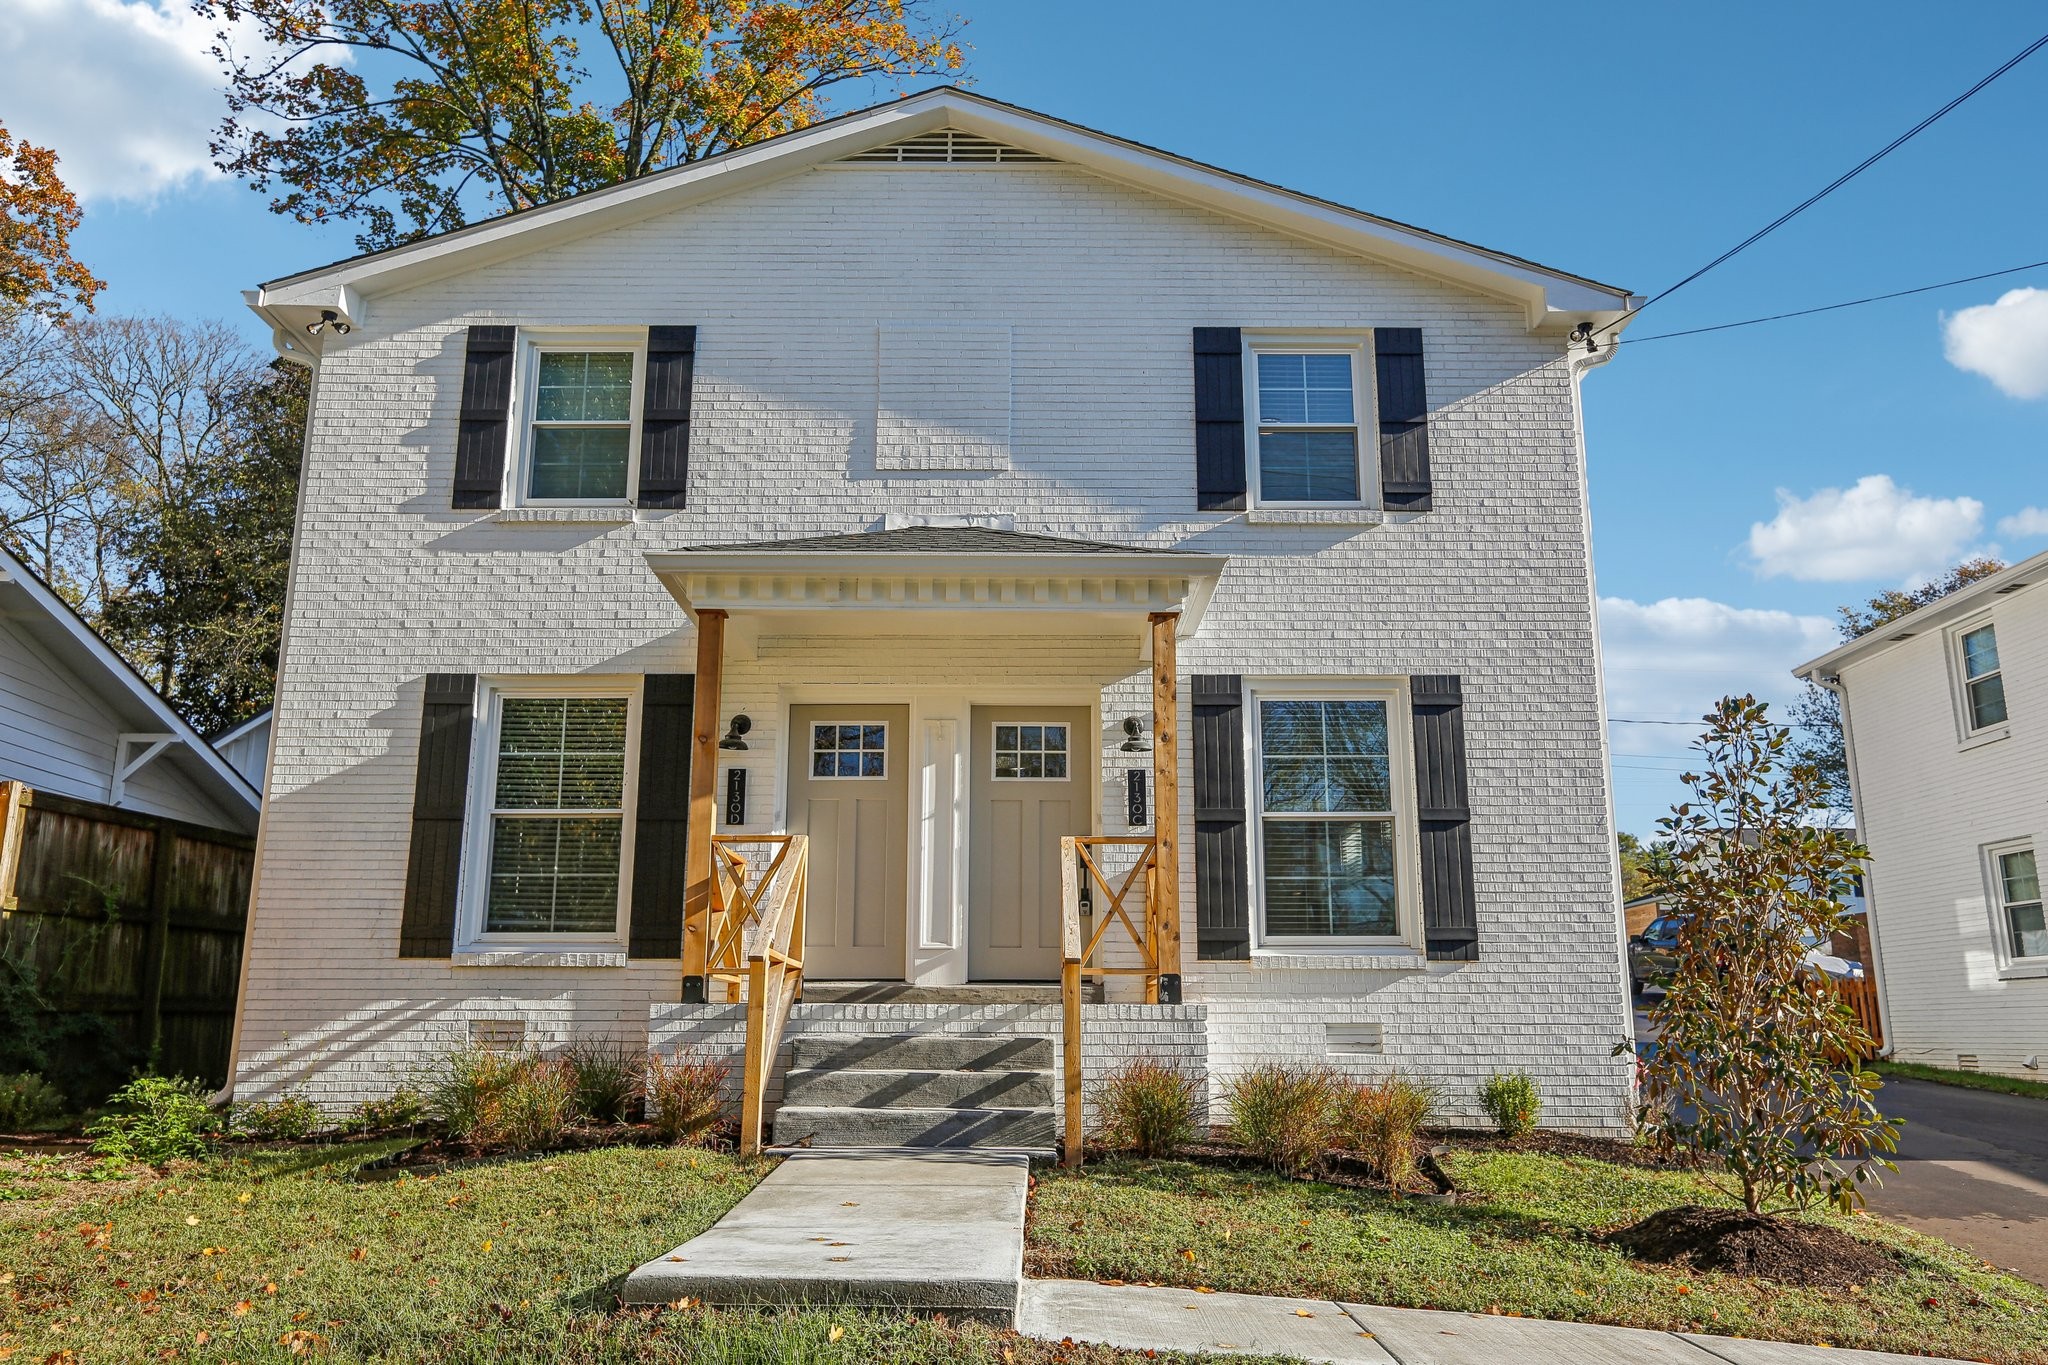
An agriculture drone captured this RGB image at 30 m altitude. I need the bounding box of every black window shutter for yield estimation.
[453,326,515,509]
[1192,673,1251,959]
[1193,328,1246,511]
[628,674,695,957]
[1410,674,1477,960]
[399,674,477,957]
[1375,327,1432,512]
[638,326,697,509]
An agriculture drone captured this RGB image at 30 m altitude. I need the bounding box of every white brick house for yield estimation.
[229,90,1640,1137]
[1795,550,2048,1080]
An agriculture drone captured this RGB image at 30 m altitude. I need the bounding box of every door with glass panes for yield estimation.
[968,706,1092,980]
[785,706,908,979]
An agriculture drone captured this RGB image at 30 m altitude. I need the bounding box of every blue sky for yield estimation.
[6,1,2046,837]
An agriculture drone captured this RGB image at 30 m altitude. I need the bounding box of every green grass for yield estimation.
[1875,1059,2048,1102]
[1026,1146,2048,1364]
[0,1143,1274,1364]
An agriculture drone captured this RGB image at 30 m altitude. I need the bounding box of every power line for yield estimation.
[1616,258,2048,345]
[1599,27,2048,338]
[1608,717,1704,726]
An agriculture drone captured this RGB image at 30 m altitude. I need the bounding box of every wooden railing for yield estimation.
[706,834,809,1154]
[1059,834,1162,1168]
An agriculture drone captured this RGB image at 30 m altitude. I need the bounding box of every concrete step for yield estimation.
[800,982,1070,1005]
[773,1104,1057,1150]
[788,1033,1053,1073]
[783,1065,1054,1110]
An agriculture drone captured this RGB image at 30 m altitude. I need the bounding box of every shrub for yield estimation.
[1339,1075,1436,1187]
[427,1045,529,1141]
[232,1089,326,1141]
[86,1075,215,1162]
[1090,1058,1201,1158]
[0,1072,66,1130]
[646,1050,728,1145]
[1479,1071,1541,1138]
[1224,1063,1343,1178]
[563,1037,643,1124]
[350,1086,428,1132]
[470,1057,578,1152]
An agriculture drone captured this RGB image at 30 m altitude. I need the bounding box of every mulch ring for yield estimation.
[1603,1204,1902,1287]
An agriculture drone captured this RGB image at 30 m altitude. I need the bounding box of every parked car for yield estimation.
[1628,916,1684,998]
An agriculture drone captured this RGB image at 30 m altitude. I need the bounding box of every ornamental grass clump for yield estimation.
[1338,1074,1436,1187]
[427,1043,529,1142]
[471,1056,578,1152]
[563,1037,644,1124]
[1090,1058,1202,1158]
[1479,1071,1541,1138]
[1224,1063,1343,1178]
[645,1050,729,1146]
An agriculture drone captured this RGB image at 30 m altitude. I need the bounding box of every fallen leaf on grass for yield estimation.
[183,1216,199,1227]
[828,1325,845,1342]
[278,1329,327,1354]
[237,1193,251,1205]
[231,1301,253,1317]
[347,1248,366,1262]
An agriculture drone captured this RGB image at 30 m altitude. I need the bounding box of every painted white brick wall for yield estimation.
[1835,581,2048,1078]
[234,161,1633,1132]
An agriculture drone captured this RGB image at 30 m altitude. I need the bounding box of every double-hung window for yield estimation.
[1993,844,2045,963]
[1249,341,1369,505]
[1955,621,2008,733]
[472,686,637,941]
[1251,686,1410,944]
[521,340,642,503]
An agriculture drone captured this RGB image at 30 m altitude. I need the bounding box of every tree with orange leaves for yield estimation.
[203,0,967,251]
[0,121,103,318]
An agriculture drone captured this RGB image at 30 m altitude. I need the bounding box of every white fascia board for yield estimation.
[1793,546,2048,682]
[0,547,261,815]
[250,89,1631,334]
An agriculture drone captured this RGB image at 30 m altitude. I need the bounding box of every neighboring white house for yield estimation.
[1796,549,2048,1079]
[228,89,1640,1138]
[0,546,259,834]
[212,710,273,795]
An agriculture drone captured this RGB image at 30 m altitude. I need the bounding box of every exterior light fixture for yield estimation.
[1568,321,1595,353]
[719,714,752,750]
[305,309,352,337]
[1119,716,1149,752]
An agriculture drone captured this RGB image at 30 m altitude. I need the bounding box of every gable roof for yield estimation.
[250,88,1636,344]
[0,546,261,824]
[1794,547,2048,682]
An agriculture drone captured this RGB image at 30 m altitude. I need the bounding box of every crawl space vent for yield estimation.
[470,1019,527,1052]
[1326,1023,1385,1057]
[843,130,1053,164]
[1956,1053,1980,1072]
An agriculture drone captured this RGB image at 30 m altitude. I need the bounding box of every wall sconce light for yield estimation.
[305,309,351,337]
[1119,716,1149,752]
[719,714,752,750]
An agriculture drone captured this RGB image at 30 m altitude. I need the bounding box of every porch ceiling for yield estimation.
[643,529,1225,653]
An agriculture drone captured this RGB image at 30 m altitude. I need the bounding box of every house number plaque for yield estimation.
[1126,769,1148,828]
[724,768,746,826]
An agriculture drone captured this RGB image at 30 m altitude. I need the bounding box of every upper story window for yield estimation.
[1992,843,2044,963]
[1249,341,1369,506]
[469,684,637,942]
[1250,687,1410,944]
[520,339,643,504]
[1957,622,2008,732]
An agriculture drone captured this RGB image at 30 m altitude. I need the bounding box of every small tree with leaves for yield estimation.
[1633,695,1897,1215]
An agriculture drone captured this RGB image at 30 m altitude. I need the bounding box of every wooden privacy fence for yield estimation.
[1830,974,1884,1057]
[0,781,254,1095]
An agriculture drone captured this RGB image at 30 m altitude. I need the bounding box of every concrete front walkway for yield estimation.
[620,1149,1029,1318]
[1020,1279,1971,1364]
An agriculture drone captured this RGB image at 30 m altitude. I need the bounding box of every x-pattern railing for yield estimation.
[1059,834,1163,1167]
[707,834,808,1154]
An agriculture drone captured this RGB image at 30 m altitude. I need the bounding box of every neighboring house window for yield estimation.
[811,723,887,778]
[1248,341,1369,505]
[993,722,1069,779]
[472,686,636,940]
[1250,687,1410,943]
[1994,844,2045,961]
[521,340,642,503]
[1956,622,2008,732]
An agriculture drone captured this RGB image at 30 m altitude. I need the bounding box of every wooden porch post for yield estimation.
[1149,612,1182,1004]
[681,609,726,1003]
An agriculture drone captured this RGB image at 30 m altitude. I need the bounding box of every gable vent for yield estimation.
[843,130,1053,164]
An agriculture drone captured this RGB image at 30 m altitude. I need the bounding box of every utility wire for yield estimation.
[1599,27,2048,338]
[1616,258,2048,345]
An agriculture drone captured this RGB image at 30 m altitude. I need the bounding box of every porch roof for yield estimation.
[644,526,1226,650]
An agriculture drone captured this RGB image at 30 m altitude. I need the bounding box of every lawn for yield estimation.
[0,1143,1269,1364]
[1025,1143,2048,1364]
[1873,1059,2048,1103]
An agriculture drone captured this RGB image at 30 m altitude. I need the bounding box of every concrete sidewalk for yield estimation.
[1018,1279,1969,1364]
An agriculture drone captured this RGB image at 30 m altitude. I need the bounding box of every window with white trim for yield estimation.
[1250,687,1410,943]
[1955,621,2008,733]
[1249,341,1369,505]
[470,685,636,941]
[519,340,642,503]
[1992,843,2045,962]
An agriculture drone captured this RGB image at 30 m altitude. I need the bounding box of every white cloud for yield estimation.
[1998,507,2048,540]
[1944,287,2048,400]
[1599,597,1838,743]
[1746,475,1984,584]
[0,0,255,203]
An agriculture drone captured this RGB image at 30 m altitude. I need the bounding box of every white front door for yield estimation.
[968,706,1092,981]
[786,705,908,980]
